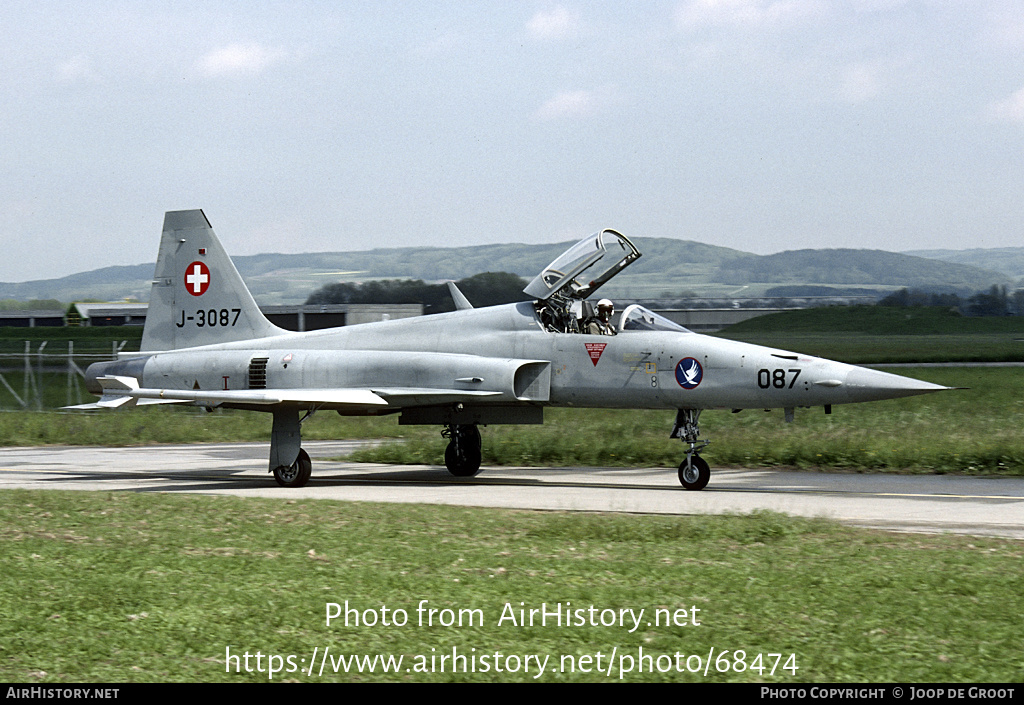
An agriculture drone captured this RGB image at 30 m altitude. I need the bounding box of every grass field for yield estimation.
[2,492,1021,683]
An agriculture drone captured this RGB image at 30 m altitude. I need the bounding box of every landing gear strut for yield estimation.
[443,423,482,477]
[269,408,314,488]
[671,409,711,491]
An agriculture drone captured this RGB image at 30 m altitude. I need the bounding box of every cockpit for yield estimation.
[524,230,691,335]
[617,304,691,334]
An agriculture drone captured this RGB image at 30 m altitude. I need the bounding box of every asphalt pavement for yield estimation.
[1,441,1022,539]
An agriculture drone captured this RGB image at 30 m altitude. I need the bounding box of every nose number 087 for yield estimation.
[757,368,801,389]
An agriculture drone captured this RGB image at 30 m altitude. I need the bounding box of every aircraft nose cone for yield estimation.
[842,366,950,403]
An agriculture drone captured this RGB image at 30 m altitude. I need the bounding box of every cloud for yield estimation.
[985,87,1024,123]
[534,89,602,121]
[57,54,99,83]
[195,43,287,78]
[675,0,824,30]
[838,62,882,104]
[981,4,1024,50]
[527,6,581,40]
[419,31,462,56]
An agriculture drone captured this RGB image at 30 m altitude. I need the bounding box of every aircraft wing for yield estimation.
[65,375,503,411]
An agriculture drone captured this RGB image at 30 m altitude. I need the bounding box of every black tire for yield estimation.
[445,425,482,477]
[678,455,710,491]
[274,448,312,488]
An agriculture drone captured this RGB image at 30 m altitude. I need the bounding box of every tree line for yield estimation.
[305,272,530,314]
[880,286,1024,316]
[306,273,1024,319]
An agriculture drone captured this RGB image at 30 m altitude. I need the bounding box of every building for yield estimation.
[261,304,423,331]
[656,308,795,332]
[67,303,149,327]
[0,310,66,328]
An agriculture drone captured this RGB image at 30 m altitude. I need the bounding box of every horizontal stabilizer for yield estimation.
[98,375,140,392]
[64,395,137,410]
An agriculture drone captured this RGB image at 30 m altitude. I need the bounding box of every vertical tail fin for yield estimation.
[140,210,285,351]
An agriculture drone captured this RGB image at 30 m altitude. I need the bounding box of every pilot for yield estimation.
[588,299,616,336]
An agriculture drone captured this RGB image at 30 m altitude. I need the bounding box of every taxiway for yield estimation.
[1,441,1022,539]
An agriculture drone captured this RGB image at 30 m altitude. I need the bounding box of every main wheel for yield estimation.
[678,455,710,491]
[274,448,312,488]
[445,425,482,477]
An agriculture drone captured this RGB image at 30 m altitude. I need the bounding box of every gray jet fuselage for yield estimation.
[123,300,935,414]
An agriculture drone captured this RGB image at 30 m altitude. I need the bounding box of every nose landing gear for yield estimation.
[672,409,711,490]
[678,454,710,491]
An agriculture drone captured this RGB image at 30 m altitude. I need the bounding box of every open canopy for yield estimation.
[523,229,641,302]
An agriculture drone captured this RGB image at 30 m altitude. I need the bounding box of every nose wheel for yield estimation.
[678,455,710,491]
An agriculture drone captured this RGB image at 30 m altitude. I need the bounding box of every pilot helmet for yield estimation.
[597,299,614,314]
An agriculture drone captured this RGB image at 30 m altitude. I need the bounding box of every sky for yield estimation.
[2,0,1024,282]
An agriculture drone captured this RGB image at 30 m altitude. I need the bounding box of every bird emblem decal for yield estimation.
[675,357,703,389]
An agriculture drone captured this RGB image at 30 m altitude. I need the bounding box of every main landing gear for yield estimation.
[443,423,482,477]
[269,408,314,488]
[671,409,711,491]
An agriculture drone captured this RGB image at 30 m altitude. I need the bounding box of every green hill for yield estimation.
[904,247,1024,282]
[0,239,1010,305]
[715,249,1007,291]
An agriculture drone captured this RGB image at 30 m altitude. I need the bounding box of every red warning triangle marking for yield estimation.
[585,343,607,366]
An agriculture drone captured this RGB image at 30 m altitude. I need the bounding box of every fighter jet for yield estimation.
[74,209,951,490]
